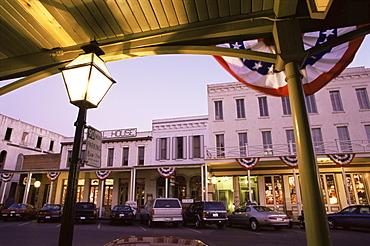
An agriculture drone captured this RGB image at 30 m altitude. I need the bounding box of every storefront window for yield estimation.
[61,179,84,204]
[89,179,99,204]
[347,173,368,205]
[264,176,284,205]
[239,176,258,205]
[288,176,297,204]
[190,176,202,201]
[104,179,114,208]
[320,174,338,205]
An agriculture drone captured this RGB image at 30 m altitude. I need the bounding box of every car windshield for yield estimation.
[204,202,225,210]
[154,200,181,208]
[8,204,26,209]
[42,204,61,210]
[113,206,131,212]
[253,206,273,212]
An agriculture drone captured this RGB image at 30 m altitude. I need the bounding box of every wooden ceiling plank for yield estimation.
[127,0,151,32]
[16,0,76,46]
[229,0,241,16]
[106,0,133,35]
[115,0,142,33]
[1,1,57,49]
[241,0,252,14]
[44,0,89,44]
[160,0,179,26]
[194,0,208,21]
[263,0,274,10]
[205,0,219,19]
[172,0,188,25]
[252,0,263,12]
[183,0,199,23]
[273,0,298,17]
[138,0,160,30]
[217,0,229,18]
[149,0,170,28]
[93,0,124,37]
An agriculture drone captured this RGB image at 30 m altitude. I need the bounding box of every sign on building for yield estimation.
[102,128,137,138]
[86,126,102,168]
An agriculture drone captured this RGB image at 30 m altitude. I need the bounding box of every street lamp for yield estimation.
[58,41,116,246]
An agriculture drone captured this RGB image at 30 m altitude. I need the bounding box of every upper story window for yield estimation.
[356,88,370,110]
[261,131,273,156]
[365,125,370,143]
[215,134,225,157]
[0,151,7,170]
[122,147,129,166]
[190,135,204,159]
[330,90,344,112]
[173,136,186,159]
[238,132,248,157]
[214,101,224,120]
[305,94,318,113]
[67,150,72,167]
[138,146,145,165]
[49,140,54,151]
[312,128,324,153]
[107,148,114,166]
[258,97,269,117]
[156,137,170,160]
[281,97,291,115]
[80,150,86,167]
[4,128,12,141]
[21,132,29,145]
[36,137,42,148]
[337,126,352,152]
[285,129,296,154]
[236,99,246,118]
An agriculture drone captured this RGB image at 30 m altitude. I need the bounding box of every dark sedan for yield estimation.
[109,205,134,225]
[328,205,370,229]
[1,203,37,221]
[36,204,62,223]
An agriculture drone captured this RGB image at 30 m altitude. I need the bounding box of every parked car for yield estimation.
[75,202,98,223]
[140,198,182,227]
[1,203,37,221]
[36,204,62,223]
[182,201,228,229]
[109,205,134,225]
[327,205,370,229]
[227,205,290,231]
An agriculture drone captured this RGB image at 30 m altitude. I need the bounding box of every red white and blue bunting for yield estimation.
[279,156,298,168]
[327,154,355,167]
[157,167,176,178]
[236,158,260,170]
[0,173,13,182]
[95,170,112,180]
[214,26,365,97]
[46,172,60,181]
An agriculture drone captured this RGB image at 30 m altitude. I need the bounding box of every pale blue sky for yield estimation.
[1,35,369,137]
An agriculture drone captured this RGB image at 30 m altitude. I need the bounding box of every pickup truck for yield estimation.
[75,202,98,223]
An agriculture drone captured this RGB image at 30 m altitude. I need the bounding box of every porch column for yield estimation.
[98,179,105,217]
[22,172,32,204]
[129,168,136,201]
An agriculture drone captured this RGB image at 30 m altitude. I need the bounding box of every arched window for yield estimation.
[15,154,24,171]
[0,150,7,170]
[156,177,165,198]
[190,176,202,201]
[174,176,186,200]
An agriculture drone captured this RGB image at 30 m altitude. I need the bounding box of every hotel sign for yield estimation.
[86,126,102,168]
[102,128,137,138]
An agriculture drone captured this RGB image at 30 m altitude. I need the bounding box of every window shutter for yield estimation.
[183,137,187,159]
[200,135,204,158]
[156,138,160,161]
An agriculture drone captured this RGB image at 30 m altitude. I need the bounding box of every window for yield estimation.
[157,138,169,160]
[330,90,344,111]
[216,134,225,157]
[4,128,12,141]
[49,140,54,151]
[337,126,352,151]
[236,99,246,118]
[190,135,203,159]
[107,148,114,166]
[67,150,72,167]
[285,129,296,154]
[214,101,223,120]
[320,174,338,205]
[312,128,324,153]
[36,137,42,148]
[258,97,269,117]
[281,97,291,115]
[238,133,248,157]
[365,125,370,143]
[305,94,318,113]
[80,150,86,167]
[21,132,29,145]
[265,176,284,204]
[122,147,129,166]
[0,151,7,170]
[262,131,273,156]
[173,136,186,159]
[356,88,370,109]
[138,146,145,165]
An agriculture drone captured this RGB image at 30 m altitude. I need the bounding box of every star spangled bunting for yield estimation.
[0,173,13,182]
[157,167,176,178]
[279,156,298,168]
[327,154,355,167]
[96,170,112,180]
[236,158,260,170]
[46,172,60,181]
[214,26,365,97]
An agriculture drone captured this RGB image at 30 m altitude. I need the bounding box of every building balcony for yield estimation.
[205,140,370,159]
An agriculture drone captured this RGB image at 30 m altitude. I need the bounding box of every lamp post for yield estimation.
[58,41,116,246]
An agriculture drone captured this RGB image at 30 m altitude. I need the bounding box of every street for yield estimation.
[0,219,369,246]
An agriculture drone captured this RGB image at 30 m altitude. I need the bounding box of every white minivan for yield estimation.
[140,198,183,227]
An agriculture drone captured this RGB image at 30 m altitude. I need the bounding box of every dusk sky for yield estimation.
[1,35,369,137]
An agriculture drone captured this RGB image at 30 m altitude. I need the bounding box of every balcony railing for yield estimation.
[205,140,370,159]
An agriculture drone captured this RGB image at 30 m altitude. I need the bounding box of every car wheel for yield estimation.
[217,223,225,229]
[328,218,337,229]
[195,219,205,229]
[172,222,178,228]
[148,218,154,228]
[274,226,283,230]
[37,218,42,223]
[250,219,260,231]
